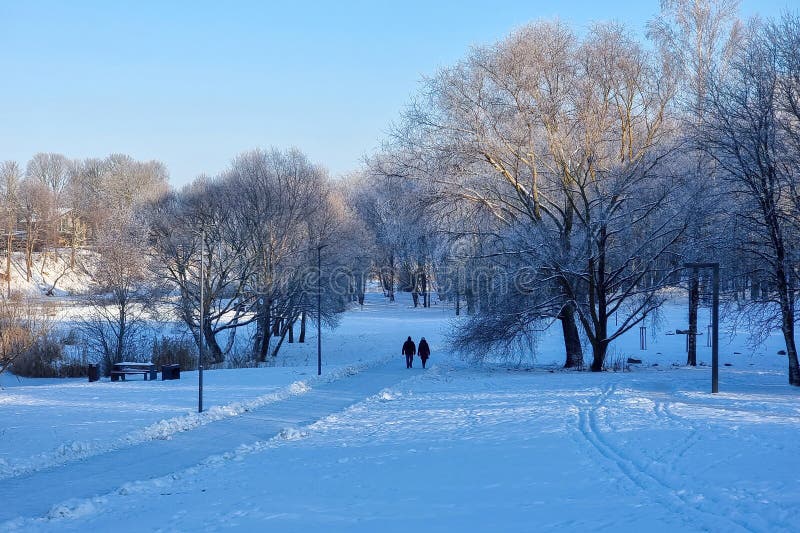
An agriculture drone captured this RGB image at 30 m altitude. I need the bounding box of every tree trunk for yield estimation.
[299,310,307,343]
[775,261,799,385]
[70,220,77,269]
[25,241,32,282]
[116,305,126,363]
[560,303,584,369]
[6,232,11,298]
[763,191,799,385]
[687,273,699,366]
[271,324,290,358]
[782,317,800,386]
[590,340,609,372]
[589,231,609,372]
[465,287,475,315]
[478,277,489,313]
[260,301,271,361]
[288,320,294,343]
[750,275,760,301]
[203,319,224,364]
[388,262,395,302]
[357,272,365,306]
[254,300,271,362]
[421,268,429,308]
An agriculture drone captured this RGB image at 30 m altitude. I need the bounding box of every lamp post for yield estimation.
[317,243,327,376]
[198,229,205,413]
[683,262,720,393]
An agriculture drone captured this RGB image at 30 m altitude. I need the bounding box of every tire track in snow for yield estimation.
[576,383,756,533]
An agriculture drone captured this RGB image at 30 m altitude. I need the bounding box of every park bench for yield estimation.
[111,362,158,381]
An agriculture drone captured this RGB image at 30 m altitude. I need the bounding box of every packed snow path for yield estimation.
[0,360,413,524]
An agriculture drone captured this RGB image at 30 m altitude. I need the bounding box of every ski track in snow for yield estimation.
[575,383,793,533]
[575,383,737,531]
[651,401,703,463]
[648,400,788,529]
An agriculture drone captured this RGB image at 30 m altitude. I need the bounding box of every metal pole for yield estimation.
[684,262,721,393]
[712,263,719,394]
[199,229,204,413]
[317,244,322,376]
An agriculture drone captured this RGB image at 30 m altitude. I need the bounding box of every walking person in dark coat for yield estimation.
[402,336,416,368]
[418,337,430,369]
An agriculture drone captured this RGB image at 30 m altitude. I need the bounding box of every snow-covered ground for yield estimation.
[2,250,95,298]
[1,292,798,532]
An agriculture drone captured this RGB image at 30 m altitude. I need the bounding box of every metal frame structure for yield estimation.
[684,262,720,393]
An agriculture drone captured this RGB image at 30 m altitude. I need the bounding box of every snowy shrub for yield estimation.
[603,351,630,373]
[151,336,197,371]
[53,353,90,378]
[0,296,52,375]
[61,328,81,346]
[11,334,86,378]
[224,348,258,369]
[81,317,150,375]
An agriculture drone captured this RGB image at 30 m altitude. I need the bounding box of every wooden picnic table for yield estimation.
[111,362,158,381]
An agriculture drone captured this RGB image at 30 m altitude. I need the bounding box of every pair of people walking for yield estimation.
[401,336,430,369]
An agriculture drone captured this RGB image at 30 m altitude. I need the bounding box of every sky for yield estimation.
[0,0,793,186]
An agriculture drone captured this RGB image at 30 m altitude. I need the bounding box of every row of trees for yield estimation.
[146,148,372,364]
[0,148,373,374]
[0,153,168,293]
[352,1,800,385]
[77,148,374,370]
[2,1,797,385]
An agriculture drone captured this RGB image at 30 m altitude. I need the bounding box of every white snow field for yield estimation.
[1,292,799,532]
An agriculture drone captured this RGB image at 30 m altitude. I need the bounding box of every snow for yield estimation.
[1,292,799,532]
[3,251,95,298]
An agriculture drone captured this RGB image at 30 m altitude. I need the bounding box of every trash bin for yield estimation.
[87,363,99,382]
[161,364,180,380]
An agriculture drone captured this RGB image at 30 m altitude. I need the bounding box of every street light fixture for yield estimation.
[317,243,328,376]
[198,229,205,413]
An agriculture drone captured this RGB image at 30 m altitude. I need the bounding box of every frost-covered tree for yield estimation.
[388,20,688,370]
[17,177,52,282]
[352,164,432,304]
[82,214,154,373]
[0,161,20,297]
[148,147,356,365]
[226,148,331,361]
[25,152,70,201]
[649,0,743,365]
[24,153,69,269]
[699,16,800,385]
[148,178,256,364]
[339,175,378,306]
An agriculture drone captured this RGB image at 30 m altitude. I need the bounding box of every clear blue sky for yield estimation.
[0,0,791,186]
